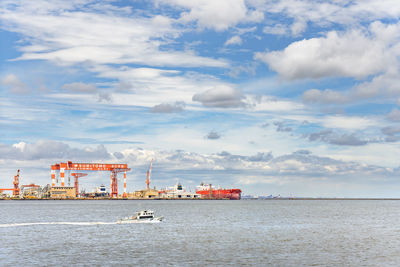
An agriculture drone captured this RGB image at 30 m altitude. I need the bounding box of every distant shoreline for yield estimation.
[243,198,400,200]
[1,198,400,201]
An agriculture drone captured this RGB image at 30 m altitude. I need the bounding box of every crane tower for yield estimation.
[146,159,153,190]
[71,173,88,197]
[0,169,20,197]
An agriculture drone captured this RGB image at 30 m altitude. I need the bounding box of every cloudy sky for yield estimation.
[1,0,400,197]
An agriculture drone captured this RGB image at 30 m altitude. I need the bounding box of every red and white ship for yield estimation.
[195,183,242,200]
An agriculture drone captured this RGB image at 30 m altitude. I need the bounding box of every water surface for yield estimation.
[1,200,399,266]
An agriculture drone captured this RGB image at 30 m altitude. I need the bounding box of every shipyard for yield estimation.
[0,160,242,200]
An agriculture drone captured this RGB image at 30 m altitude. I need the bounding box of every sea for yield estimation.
[1,199,400,266]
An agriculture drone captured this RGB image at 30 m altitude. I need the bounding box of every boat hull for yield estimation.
[196,189,242,200]
[117,217,163,224]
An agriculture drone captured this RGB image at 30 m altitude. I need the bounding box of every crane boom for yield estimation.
[146,159,153,190]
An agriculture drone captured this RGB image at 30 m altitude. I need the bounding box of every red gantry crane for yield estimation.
[51,161,130,198]
[71,173,87,197]
[0,169,20,197]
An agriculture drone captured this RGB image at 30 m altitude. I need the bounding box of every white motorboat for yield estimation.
[117,210,163,224]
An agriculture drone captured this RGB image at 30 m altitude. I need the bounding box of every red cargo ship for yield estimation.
[196,183,242,200]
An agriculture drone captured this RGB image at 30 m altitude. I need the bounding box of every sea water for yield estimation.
[1,200,400,266]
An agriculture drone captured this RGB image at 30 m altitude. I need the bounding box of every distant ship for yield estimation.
[94,184,109,197]
[195,183,242,200]
[158,183,200,199]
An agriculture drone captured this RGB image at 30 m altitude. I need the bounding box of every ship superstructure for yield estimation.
[158,183,200,199]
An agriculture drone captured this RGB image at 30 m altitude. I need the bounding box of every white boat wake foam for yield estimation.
[0,222,117,227]
[0,221,158,227]
[0,220,160,228]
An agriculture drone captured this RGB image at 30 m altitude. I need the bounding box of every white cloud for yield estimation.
[62,82,98,93]
[290,19,307,36]
[235,26,257,35]
[273,121,292,132]
[303,89,349,104]
[1,74,29,94]
[263,24,288,35]
[3,141,393,180]
[348,0,400,22]
[247,10,264,23]
[225,35,242,46]
[97,92,112,103]
[192,85,246,108]
[0,140,110,161]
[387,108,400,121]
[150,101,185,113]
[308,130,368,146]
[163,0,248,31]
[88,65,226,108]
[249,0,400,35]
[0,2,228,68]
[322,115,376,130]
[381,126,400,136]
[353,70,400,99]
[247,95,304,112]
[255,30,390,80]
[324,142,400,168]
[205,131,221,140]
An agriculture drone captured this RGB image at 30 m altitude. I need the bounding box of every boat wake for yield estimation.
[0,222,117,227]
[0,219,164,227]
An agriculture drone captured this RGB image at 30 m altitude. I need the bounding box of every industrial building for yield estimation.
[50,186,75,199]
[21,185,41,198]
[129,188,159,199]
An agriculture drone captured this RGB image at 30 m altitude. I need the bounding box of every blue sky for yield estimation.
[1,0,400,197]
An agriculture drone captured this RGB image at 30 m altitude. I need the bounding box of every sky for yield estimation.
[1,0,400,197]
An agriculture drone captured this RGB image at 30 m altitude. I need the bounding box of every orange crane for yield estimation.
[146,159,153,190]
[13,169,20,196]
[71,173,87,197]
[0,170,20,197]
[51,161,130,198]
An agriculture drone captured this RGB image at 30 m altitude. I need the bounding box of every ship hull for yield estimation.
[117,217,163,224]
[196,189,242,200]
